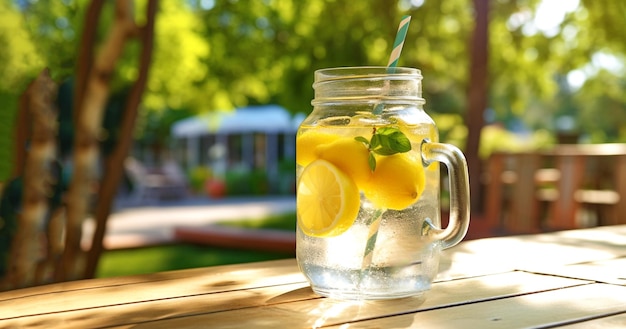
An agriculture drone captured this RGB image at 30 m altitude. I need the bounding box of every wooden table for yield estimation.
[2,225,626,328]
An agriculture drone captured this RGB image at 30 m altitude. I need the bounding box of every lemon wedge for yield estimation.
[297,159,360,237]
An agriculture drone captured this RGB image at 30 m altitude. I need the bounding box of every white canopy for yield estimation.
[171,105,303,137]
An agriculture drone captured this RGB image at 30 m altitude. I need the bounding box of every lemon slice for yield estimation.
[297,159,360,237]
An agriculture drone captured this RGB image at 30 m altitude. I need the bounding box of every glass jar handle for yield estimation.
[421,139,470,249]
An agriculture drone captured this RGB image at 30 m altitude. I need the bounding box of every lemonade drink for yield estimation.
[296,119,441,299]
[295,67,470,300]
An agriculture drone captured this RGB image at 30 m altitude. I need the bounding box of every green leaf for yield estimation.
[372,147,398,156]
[378,134,394,150]
[354,136,369,146]
[369,129,411,156]
[368,152,376,171]
[358,126,412,171]
[370,134,381,149]
[387,131,411,152]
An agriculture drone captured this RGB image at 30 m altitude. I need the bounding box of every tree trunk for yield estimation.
[84,0,158,278]
[5,69,58,289]
[465,0,489,214]
[72,0,105,127]
[62,0,136,281]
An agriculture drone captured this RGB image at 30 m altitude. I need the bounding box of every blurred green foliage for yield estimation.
[224,168,269,196]
[96,243,292,278]
[1,0,626,182]
[187,166,212,194]
[217,211,296,231]
[0,92,18,180]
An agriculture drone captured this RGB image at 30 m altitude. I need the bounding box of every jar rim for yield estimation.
[315,66,422,82]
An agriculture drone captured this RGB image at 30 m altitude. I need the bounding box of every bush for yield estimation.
[224,168,269,196]
[187,166,212,194]
[276,158,296,195]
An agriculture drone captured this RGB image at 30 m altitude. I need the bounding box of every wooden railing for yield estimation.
[483,144,626,233]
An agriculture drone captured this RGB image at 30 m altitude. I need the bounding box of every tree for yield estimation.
[0,1,46,182]
[2,0,626,188]
[1,0,157,288]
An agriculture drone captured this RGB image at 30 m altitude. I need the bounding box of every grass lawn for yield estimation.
[217,211,296,231]
[96,212,296,278]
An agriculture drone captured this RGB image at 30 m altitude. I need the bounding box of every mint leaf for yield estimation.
[358,126,412,171]
[368,153,376,171]
[354,136,369,146]
[372,147,398,156]
[370,134,381,149]
[370,127,411,156]
[387,131,411,152]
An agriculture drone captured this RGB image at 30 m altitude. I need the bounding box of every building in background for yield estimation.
[170,105,304,194]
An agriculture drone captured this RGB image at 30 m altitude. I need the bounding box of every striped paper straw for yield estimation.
[361,16,412,275]
[386,15,412,71]
[360,209,384,270]
[373,15,412,115]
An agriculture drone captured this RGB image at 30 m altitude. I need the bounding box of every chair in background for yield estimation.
[483,152,543,234]
[124,157,189,203]
[539,145,626,229]
[483,144,626,235]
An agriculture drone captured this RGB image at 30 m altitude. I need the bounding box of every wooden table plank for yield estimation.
[324,283,626,329]
[438,225,626,281]
[0,259,304,320]
[2,226,626,328]
[525,257,626,286]
[0,282,316,329]
[557,312,626,328]
[74,272,588,329]
[0,259,300,303]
